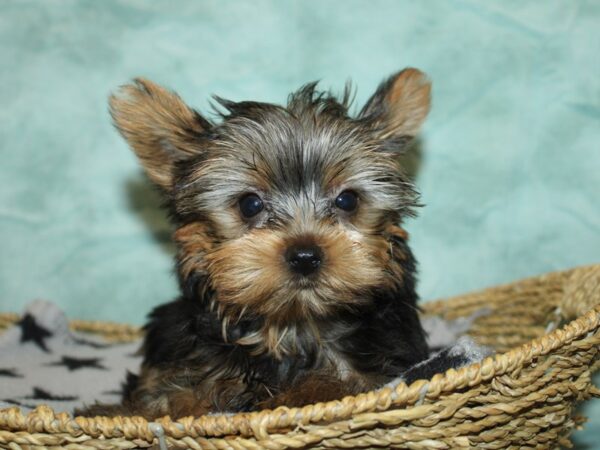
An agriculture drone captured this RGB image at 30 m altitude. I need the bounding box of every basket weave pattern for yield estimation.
[1,265,599,449]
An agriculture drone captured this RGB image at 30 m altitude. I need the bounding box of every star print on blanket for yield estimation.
[0,300,142,414]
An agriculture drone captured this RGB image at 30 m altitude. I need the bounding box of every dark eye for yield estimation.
[239,193,264,218]
[335,190,358,212]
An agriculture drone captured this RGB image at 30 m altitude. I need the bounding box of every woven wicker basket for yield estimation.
[1,264,599,449]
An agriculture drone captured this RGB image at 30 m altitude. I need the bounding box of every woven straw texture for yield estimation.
[1,264,599,449]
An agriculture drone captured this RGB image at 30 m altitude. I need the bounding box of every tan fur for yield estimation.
[110,78,205,190]
[174,222,213,283]
[172,215,412,359]
[380,68,431,139]
[203,220,386,357]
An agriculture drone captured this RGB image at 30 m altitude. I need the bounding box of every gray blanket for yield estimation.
[0,300,141,413]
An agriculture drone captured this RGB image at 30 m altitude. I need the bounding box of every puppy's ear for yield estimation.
[360,68,431,142]
[110,78,210,191]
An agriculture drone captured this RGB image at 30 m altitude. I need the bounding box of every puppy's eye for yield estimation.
[334,190,358,212]
[239,193,264,218]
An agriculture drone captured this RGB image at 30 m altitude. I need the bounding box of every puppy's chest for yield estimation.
[314,342,390,390]
[272,327,361,381]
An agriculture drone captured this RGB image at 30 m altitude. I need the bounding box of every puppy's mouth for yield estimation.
[290,274,321,290]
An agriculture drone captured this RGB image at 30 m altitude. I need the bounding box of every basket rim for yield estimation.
[1,264,599,442]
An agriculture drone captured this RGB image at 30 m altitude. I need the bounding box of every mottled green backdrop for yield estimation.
[1,0,598,442]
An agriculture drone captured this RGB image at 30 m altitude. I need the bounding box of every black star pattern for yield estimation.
[0,368,23,378]
[18,314,52,352]
[23,387,78,402]
[47,356,107,371]
[102,389,122,396]
[1,398,37,409]
[73,336,110,349]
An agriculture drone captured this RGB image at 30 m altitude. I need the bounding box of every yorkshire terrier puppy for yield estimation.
[84,68,437,419]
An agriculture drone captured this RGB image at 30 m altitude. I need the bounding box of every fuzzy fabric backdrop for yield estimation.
[0,0,598,444]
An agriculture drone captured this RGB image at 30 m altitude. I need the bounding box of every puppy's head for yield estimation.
[111,68,431,335]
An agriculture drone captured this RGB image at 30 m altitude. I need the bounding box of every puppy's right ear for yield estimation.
[110,79,210,191]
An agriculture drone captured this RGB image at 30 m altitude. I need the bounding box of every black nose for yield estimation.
[285,245,323,276]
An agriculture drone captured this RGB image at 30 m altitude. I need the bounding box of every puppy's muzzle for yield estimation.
[285,244,322,276]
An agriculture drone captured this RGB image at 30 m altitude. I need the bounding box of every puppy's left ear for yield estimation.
[360,68,431,141]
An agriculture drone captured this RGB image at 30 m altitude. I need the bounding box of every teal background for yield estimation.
[1,0,598,444]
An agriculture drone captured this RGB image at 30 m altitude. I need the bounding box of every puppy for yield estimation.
[83,68,434,419]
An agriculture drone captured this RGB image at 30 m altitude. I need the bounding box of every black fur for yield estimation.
[123,238,428,412]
